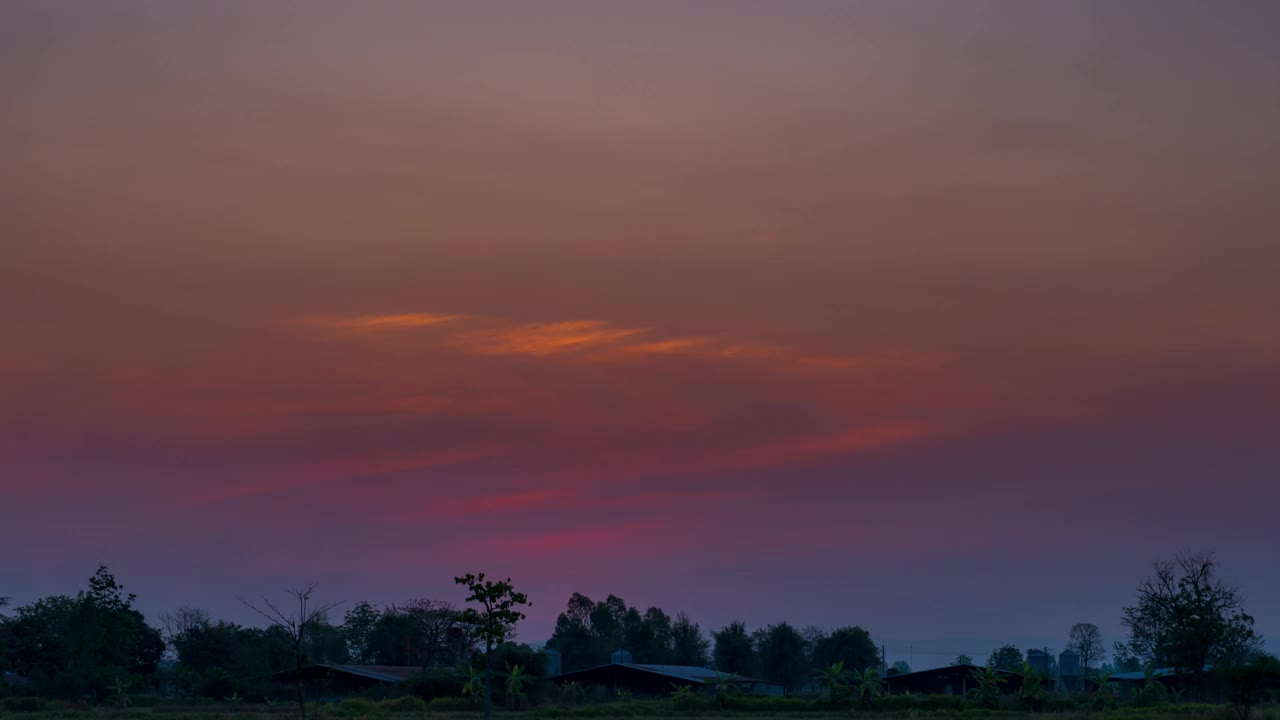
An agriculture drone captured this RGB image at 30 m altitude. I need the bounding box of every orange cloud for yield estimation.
[307,313,464,330]
[449,320,648,357]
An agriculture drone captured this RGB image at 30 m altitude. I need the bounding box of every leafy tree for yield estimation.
[988,645,1024,671]
[461,664,483,705]
[753,622,809,693]
[671,612,710,667]
[3,567,164,699]
[892,660,911,675]
[1112,642,1143,673]
[1227,652,1280,720]
[1121,551,1259,696]
[813,661,852,704]
[454,573,530,720]
[547,593,599,672]
[712,621,756,676]
[1089,671,1116,710]
[952,654,975,666]
[811,626,877,672]
[341,601,381,664]
[1067,623,1106,681]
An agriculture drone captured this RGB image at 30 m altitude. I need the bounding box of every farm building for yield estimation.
[884,664,1048,696]
[270,665,422,693]
[549,662,784,697]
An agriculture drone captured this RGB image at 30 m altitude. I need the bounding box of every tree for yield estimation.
[2,567,164,699]
[813,661,852,704]
[242,583,339,720]
[988,645,1024,671]
[753,622,809,693]
[1067,623,1105,683]
[712,621,756,676]
[454,573,530,720]
[952,654,975,666]
[670,612,710,667]
[967,665,1006,708]
[1015,662,1048,711]
[1121,551,1259,697]
[891,660,911,675]
[851,667,885,705]
[341,602,381,664]
[1112,641,1143,673]
[504,663,534,710]
[811,626,878,673]
[1227,652,1280,720]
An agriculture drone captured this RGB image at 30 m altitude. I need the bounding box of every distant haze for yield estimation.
[1,1,1277,664]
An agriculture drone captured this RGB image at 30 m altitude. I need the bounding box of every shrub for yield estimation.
[428,696,475,712]
[381,695,427,712]
[338,697,382,715]
[2,697,45,712]
[404,669,466,701]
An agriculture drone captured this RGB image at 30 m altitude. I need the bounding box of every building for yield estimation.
[549,662,784,697]
[884,664,1048,696]
[270,665,423,693]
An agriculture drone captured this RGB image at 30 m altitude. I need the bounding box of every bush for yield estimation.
[381,696,427,712]
[1,697,45,712]
[428,696,475,712]
[338,697,382,714]
[404,669,467,701]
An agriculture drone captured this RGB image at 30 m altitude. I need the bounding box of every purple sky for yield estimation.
[2,0,1278,668]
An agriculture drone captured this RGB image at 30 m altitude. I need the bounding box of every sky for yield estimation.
[2,0,1278,668]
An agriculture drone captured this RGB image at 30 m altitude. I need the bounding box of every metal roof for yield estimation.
[551,662,781,687]
[1110,666,1211,682]
[272,665,422,682]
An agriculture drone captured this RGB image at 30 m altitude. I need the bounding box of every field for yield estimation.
[1,698,1274,720]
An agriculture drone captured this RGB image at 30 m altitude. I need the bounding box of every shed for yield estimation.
[271,665,421,693]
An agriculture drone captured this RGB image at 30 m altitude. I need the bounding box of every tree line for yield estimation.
[0,550,1271,704]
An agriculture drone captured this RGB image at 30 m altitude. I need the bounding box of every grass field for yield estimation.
[1,699,1274,720]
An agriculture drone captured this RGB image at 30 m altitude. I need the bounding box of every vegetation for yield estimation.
[454,573,531,720]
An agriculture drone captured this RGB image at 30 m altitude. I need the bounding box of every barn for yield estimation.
[270,665,421,693]
[549,662,784,697]
[884,664,1044,696]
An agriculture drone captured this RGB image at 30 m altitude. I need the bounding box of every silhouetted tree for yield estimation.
[454,573,530,720]
[713,621,756,675]
[1067,623,1106,681]
[341,601,381,664]
[670,612,710,667]
[812,627,878,672]
[1121,551,1259,697]
[952,654,975,666]
[989,644,1024,671]
[242,583,339,720]
[753,622,809,693]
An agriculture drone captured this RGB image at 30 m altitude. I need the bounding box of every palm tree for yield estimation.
[1015,662,1047,711]
[461,665,484,705]
[852,667,885,706]
[967,666,1006,709]
[1089,671,1116,711]
[709,670,737,708]
[504,664,534,710]
[813,662,853,704]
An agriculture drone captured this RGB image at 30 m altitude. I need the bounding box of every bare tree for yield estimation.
[1067,623,1105,683]
[404,599,462,669]
[242,584,339,720]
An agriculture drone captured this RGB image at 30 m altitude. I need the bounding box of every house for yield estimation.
[883,664,1047,696]
[549,662,784,697]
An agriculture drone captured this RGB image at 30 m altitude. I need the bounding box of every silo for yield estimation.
[1027,649,1051,675]
[611,649,634,665]
[1058,650,1081,691]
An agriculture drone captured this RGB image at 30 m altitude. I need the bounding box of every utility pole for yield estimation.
[882,645,887,675]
